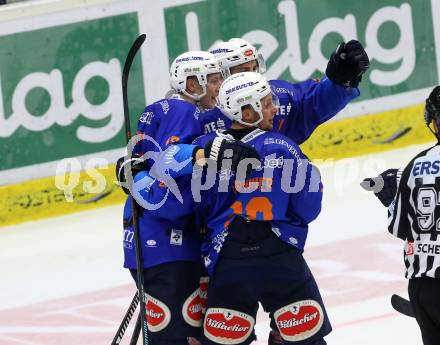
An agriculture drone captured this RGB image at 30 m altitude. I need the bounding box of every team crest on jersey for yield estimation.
[204,308,254,344]
[159,100,170,114]
[139,111,154,124]
[145,294,171,332]
[274,299,323,341]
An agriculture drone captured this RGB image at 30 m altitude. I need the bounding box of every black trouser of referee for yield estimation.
[408,277,440,345]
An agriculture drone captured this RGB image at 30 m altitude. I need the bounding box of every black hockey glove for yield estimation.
[326,40,370,88]
[203,137,261,178]
[115,154,148,194]
[360,168,398,207]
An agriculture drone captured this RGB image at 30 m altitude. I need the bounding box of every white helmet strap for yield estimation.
[181,85,206,101]
[182,75,208,101]
[237,101,264,127]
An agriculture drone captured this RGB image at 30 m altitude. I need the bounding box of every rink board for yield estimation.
[0,103,435,227]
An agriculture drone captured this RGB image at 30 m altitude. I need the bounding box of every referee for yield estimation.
[364,86,440,345]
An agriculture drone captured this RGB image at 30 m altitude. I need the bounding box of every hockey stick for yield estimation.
[122,33,149,345]
[129,313,142,345]
[73,188,114,204]
[111,292,140,345]
[391,294,415,318]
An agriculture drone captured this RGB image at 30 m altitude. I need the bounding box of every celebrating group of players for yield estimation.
[117,37,370,345]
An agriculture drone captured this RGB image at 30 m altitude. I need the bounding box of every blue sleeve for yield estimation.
[155,100,202,148]
[270,78,359,145]
[134,99,202,157]
[132,171,195,221]
[287,159,323,224]
[149,144,199,180]
[270,138,322,224]
[134,104,160,156]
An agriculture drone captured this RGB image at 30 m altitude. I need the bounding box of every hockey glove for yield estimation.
[326,40,370,88]
[203,137,261,178]
[360,168,398,207]
[115,155,148,194]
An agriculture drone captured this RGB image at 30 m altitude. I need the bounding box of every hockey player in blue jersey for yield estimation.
[119,50,263,345]
[199,37,368,344]
[119,51,249,345]
[195,72,330,345]
[133,72,332,344]
[200,38,369,146]
[120,37,369,344]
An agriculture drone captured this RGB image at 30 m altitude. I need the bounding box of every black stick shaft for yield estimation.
[111,292,140,345]
[129,313,142,345]
[121,33,149,345]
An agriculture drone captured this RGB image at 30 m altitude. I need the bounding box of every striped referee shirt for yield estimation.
[388,143,440,279]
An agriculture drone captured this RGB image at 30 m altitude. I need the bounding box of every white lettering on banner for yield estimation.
[0,0,425,151]
[0,59,123,143]
[367,4,415,86]
[186,0,417,87]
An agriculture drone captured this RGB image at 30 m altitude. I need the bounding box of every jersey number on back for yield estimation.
[224,197,273,228]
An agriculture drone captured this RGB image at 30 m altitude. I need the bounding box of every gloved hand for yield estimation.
[360,168,398,207]
[203,137,260,178]
[115,154,148,194]
[326,40,370,88]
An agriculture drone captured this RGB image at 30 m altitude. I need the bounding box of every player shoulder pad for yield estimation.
[202,106,223,117]
[198,108,214,125]
[268,79,295,98]
[192,130,223,146]
[261,132,304,161]
[269,79,320,98]
[166,98,200,121]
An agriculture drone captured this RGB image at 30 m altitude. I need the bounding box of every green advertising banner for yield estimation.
[165,0,437,100]
[0,0,439,176]
[0,0,439,226]
[0,12,144,171]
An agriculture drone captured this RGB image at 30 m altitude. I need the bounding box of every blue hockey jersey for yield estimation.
[133,128,323,275]
[133,97,201,158]
[194,129,323,275]
[199,78,358,144]
[123,97,203,269]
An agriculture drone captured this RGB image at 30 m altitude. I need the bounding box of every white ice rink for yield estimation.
[0,144,432,345]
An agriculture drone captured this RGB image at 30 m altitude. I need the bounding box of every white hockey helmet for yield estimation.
[210,38,266,77]
[218,72,274,127]
[169,51,222,101]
